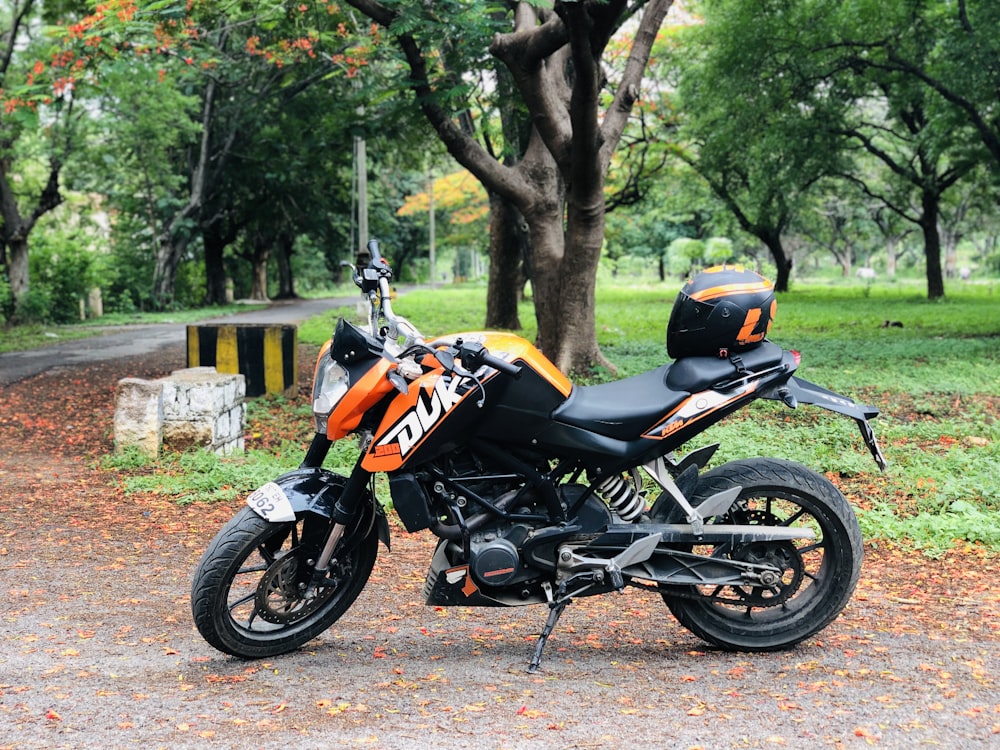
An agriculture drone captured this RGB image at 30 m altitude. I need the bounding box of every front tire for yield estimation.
[191,507,378,658]
[657,457,862,651]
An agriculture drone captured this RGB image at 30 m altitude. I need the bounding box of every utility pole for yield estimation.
[356,135,368,256]
[428,165,436,285]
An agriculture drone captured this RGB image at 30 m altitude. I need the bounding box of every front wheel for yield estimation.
[191,507,378,658]
[657,457,862,651]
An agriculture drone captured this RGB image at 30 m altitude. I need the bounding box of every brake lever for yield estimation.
[432,348,487,408]
[339,259,362,288]
[386,368,409,395]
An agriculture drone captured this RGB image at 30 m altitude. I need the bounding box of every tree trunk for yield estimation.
[762,231,793,292]
[526,203,567,360]
[274,232,297,299]
[202,223,232,306]
[485,191,527,330]
[248,233,270,301]
[1,152,64,317]
[886,238,898,276]
[153,231,190,308]
[345,0,673,376]
[921,190,945,300]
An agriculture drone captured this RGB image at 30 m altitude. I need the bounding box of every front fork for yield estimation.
[299,435,374,588]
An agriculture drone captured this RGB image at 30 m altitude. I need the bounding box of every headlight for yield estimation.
[311,354,349,434]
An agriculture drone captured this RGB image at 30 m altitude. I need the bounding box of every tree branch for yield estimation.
[600,0,674,170]
[490,5,573,168]
[344,0,535,209]
[1,0,36,80]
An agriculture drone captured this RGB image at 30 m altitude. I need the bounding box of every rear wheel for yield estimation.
[656,457,862,651]
[191,507,378,658]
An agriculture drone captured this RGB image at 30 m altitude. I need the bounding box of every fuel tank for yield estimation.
[361,332,571,472]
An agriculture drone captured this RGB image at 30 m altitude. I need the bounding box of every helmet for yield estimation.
[667,265,776,359]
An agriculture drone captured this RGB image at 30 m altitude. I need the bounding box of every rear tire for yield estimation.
[191,507,377,658]
[657,457,862,651]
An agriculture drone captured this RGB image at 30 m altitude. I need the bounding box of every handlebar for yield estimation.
[348,240,523,380]
[458,340,522,379]
[481,352,522,379]
[347,238,423,348]
[366,238,385,264]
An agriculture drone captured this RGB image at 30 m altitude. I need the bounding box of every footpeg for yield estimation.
[556,532,663,589]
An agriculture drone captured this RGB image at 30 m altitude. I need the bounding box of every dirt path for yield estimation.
[2,349,999,749]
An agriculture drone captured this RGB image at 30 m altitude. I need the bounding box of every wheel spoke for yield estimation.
[781,507,807,526]
[797,541,823,556]
[228,591,256,614]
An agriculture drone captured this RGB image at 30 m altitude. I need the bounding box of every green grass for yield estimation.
[111,277,1000,555]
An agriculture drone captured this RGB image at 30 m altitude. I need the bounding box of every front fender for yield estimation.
[246,467,391,550]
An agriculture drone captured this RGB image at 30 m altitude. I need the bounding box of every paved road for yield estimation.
[0,296,359,387]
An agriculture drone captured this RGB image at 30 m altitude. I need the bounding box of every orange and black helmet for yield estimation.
[667,265,777,359]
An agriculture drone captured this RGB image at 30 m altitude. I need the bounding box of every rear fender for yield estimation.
[245,467,391,550]
[768,376,887,470]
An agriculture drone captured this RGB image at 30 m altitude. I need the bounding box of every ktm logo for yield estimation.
[375,376,464,458]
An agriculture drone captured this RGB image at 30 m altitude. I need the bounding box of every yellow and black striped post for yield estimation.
[186,324,298,398]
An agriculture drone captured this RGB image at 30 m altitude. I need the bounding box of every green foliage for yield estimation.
[105,447,291,505]
[704,237,734,265]
[20,229,96,324]
[666,237,704,276]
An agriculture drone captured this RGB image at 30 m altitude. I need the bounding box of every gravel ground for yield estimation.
[2,347,999,749]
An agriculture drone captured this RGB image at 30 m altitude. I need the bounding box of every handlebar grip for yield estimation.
[484,353,522,379]
[367,239,383,262]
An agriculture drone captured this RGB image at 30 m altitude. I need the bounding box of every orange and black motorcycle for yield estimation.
[191,240,886,672]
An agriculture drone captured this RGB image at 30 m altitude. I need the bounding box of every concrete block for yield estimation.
[114,367,246,457]
[114,378,164,457]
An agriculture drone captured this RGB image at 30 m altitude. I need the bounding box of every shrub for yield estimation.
[26,230,96,323]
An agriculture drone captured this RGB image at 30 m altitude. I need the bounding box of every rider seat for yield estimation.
[551,342,785,441]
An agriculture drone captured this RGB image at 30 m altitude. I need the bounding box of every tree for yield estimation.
[1,0,76,320]
[670,0,851,293]
[345,0,675,374]
[841,1,1000,185]
[833,94,972,299]
[794,188,878,278]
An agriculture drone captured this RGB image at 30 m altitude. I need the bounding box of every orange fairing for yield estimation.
[476,332,572,397]
[361,370,467,472]
[359,332,570,473]
[326,358,396,440]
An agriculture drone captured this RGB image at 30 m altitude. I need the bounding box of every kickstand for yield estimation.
[527,600,568,674]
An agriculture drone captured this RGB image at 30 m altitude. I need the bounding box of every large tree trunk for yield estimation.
[0,153,64,318]
[4,236,30,308]
[153,228,191,308]
[485,191,527,330]
[202,222,231,306]
[761,230,793,292]
[247,232,271,301]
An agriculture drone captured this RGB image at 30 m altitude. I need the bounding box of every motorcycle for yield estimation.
[191,240,886,672]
